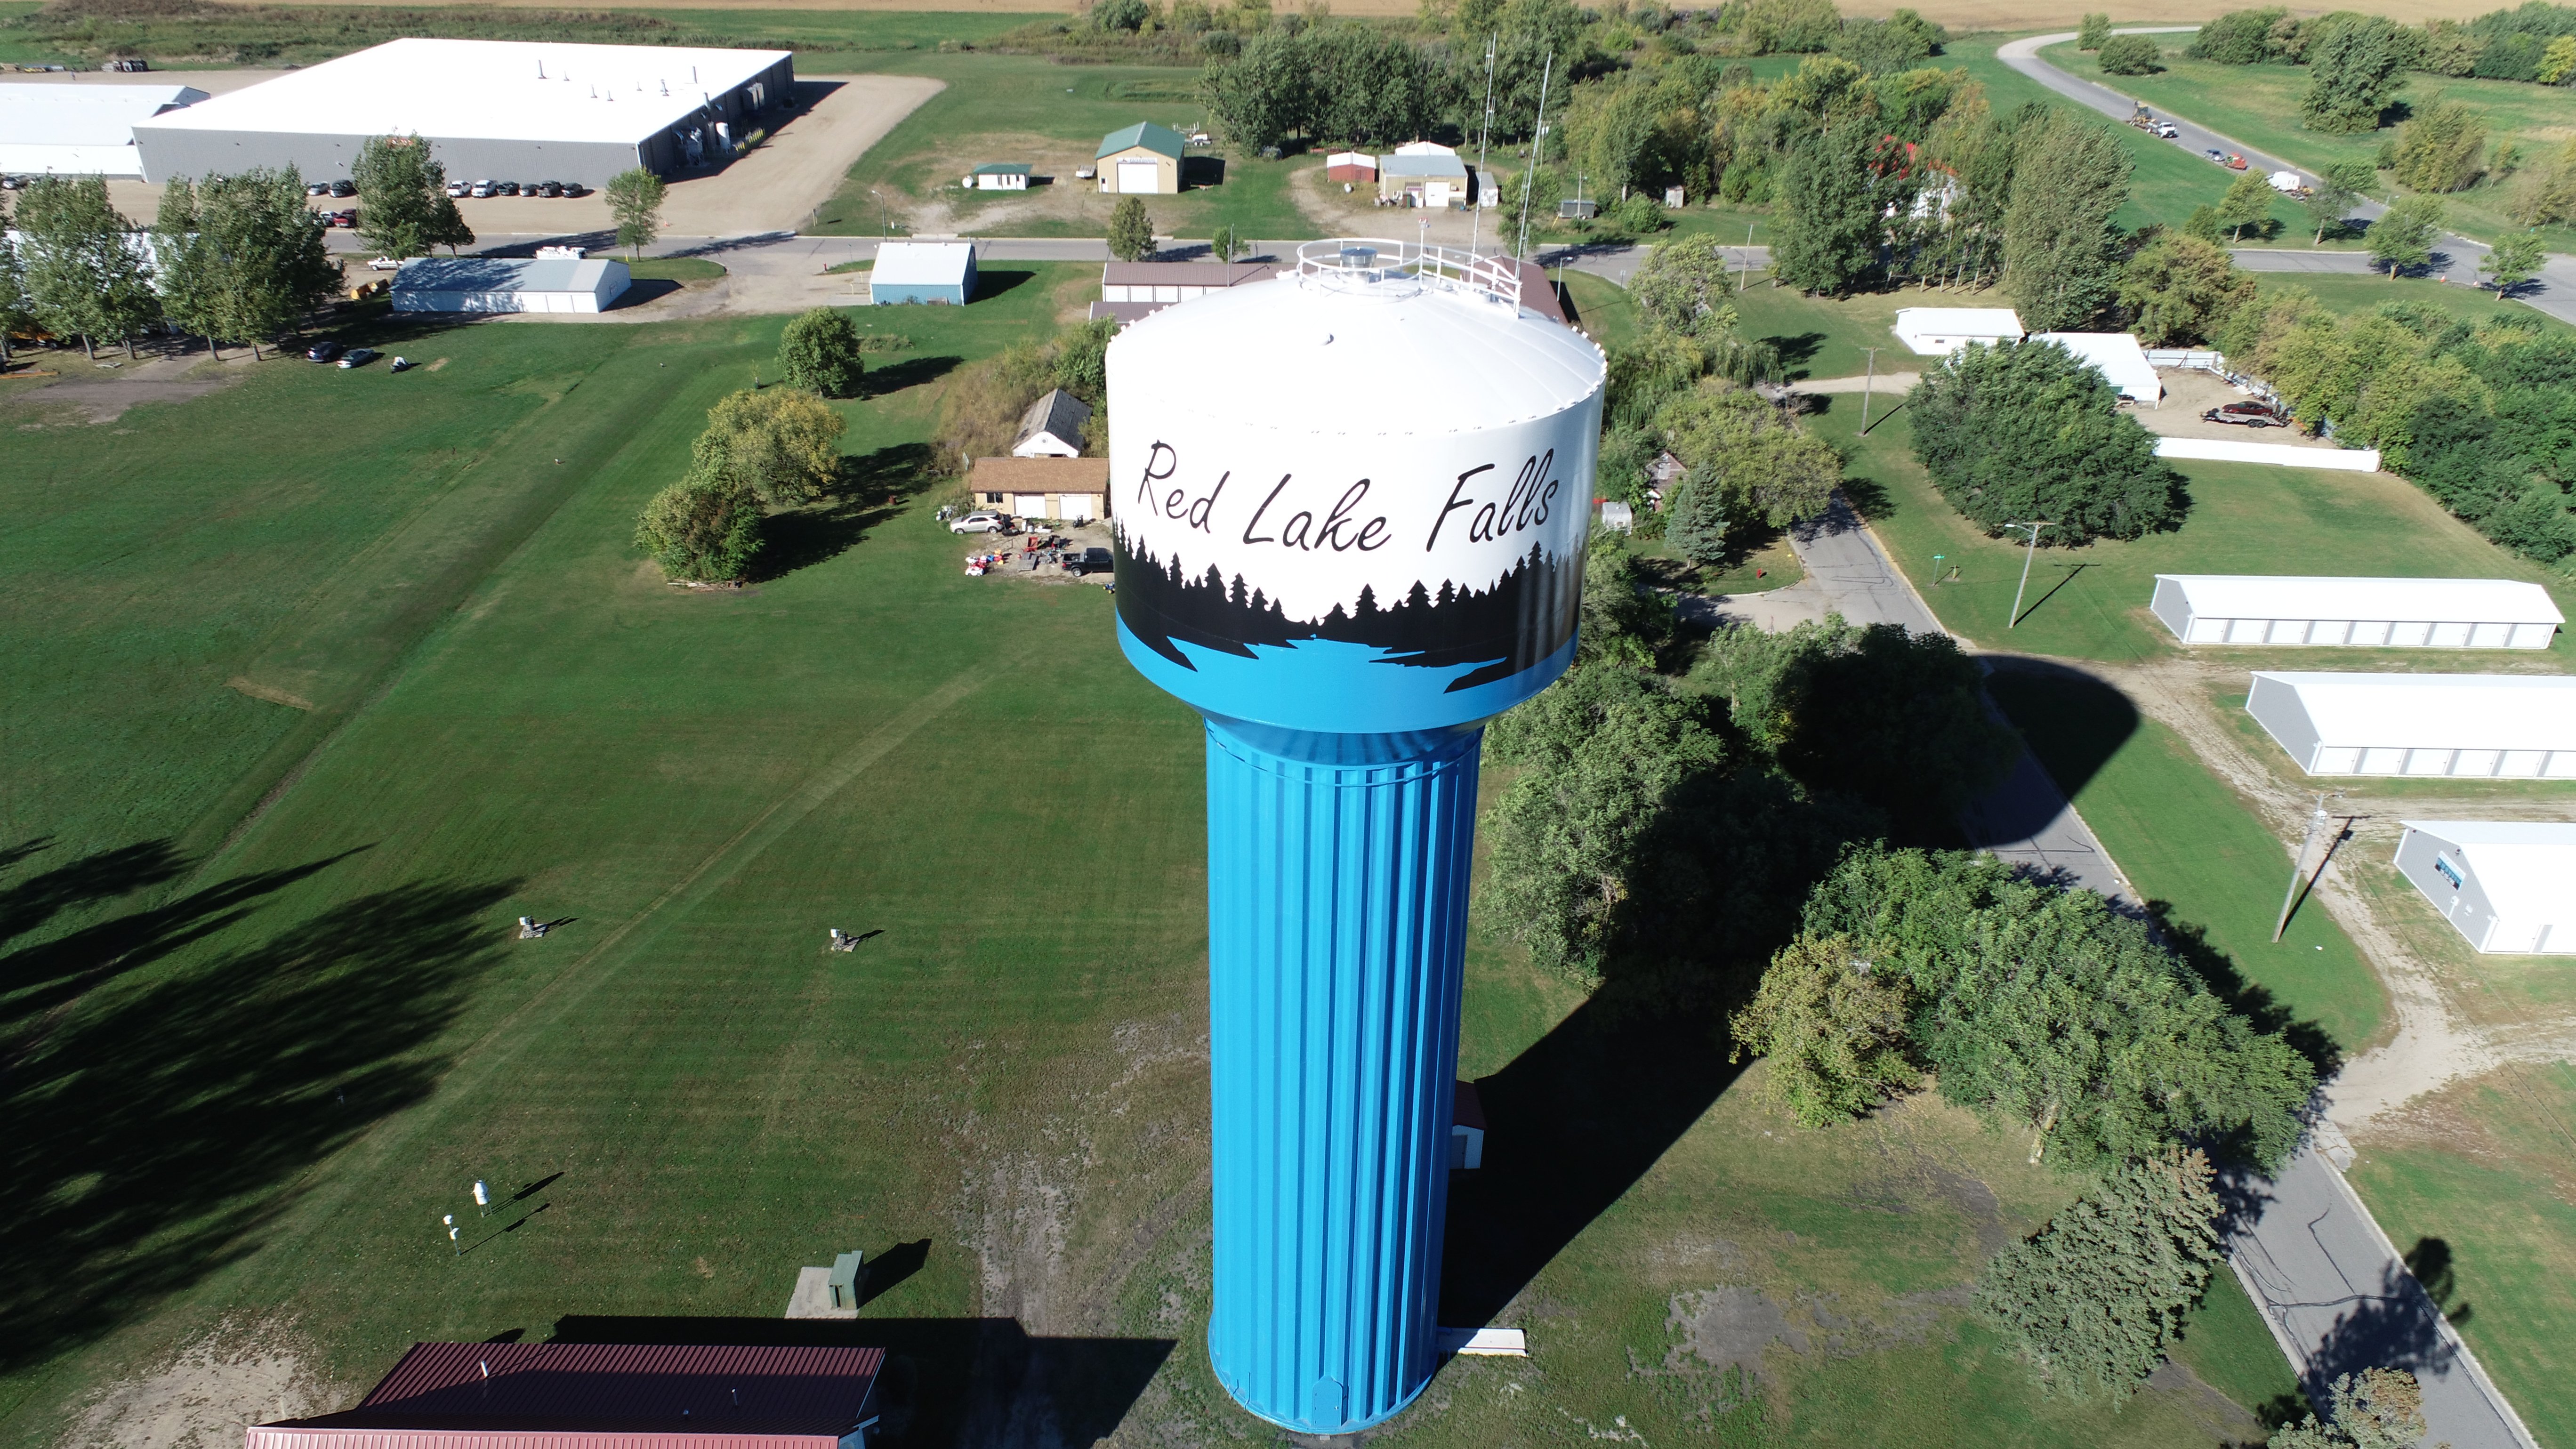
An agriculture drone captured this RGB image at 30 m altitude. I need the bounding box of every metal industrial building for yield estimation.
[1893,307,2023,355]
[248,1340,885,1448]
[2030,331,2160,404]
[2152,575,2565,649]
[0,81,205,178]
[2245,671,2576,778]
[130,39,792,189]
[392,256,631,313]
[2393,821,2576,955]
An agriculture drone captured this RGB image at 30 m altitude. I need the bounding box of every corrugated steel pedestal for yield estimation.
[1203,719,1481,1433]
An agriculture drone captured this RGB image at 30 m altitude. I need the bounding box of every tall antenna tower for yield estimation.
[1468,32,1497,260]
[1515,49,1554,261]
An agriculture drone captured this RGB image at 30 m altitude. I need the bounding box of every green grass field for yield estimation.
[1,259,2321,1448]
[2346,1063,2576,1449]
[2038,37,2576,253]
[805,55,1314,241]
[1944,34,2330,245]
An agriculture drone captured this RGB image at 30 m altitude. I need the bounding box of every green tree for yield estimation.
[2186,6,2289,63]
[2095,34,2161,74]
[13,175,156,360]
[1209,223,1246,262]
[155,168,337,362]
[776,307,867,398]
[605,167,668,259]
[1051,316,1117,407]
[2389,98,2487,193]
[636,470,763,582]
[1768,624,2016,833]
[1629,233,1741,337]
[2001,112,2131,331]
[693,387,846,506]
[2367,194,2444,277]
[2480,229,2546,291]
[1480,674,1728,982]
[1575,531,1673,668]
[1730,934,1919,1127]
[0,232,29,369]
[1829,12,1940,76]
[2075,12,2110,49]
[353,134,471,261]
[1771,118,1882,295]
[2118,234,2255,346]
[1200,29,1312,150]
[1657,383,1840,559]
[1909,338,2181,542]
[2301,13,2407,134]
[2542,33,2576,84]
[2216,169,2276,241]
[1307,25,1433,144]
[2270,1368,2432,1449]
[2305,159,2375,243]
[1977,1148,2221,1399]
[1107,196,1156,262]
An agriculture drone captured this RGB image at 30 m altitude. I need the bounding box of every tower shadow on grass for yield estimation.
[0,849,519,1376]
[1440,976,1751,1329]
[549,1315,1173,1449]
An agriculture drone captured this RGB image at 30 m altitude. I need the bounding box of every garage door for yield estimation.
[1118,160,1161,193]
[1062,494,1095,521]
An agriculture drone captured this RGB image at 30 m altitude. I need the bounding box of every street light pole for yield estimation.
[2004,520,2054,628]
[868,188,886,240]
[2273,794,2338,942]
[1859,346,1880,431]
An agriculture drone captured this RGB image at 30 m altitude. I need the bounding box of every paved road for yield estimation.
[2002,29,2576,330]
[2229,1144,2538,1449]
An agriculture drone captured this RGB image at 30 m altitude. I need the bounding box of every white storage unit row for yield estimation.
[2246,671,2576,778]
[2153,575,2564,650]
[391,257,630,313]
[2393,821,2576,955]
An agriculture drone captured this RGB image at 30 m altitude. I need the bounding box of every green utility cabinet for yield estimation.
[828,1251,866,1311]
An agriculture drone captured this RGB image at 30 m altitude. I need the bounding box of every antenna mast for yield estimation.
[1515,49,1554,261]
[1468,32,1497,261]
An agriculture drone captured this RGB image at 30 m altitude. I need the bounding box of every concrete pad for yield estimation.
[784,1264,857,1319]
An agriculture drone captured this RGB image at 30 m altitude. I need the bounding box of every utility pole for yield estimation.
[2273,794,2339,942]
[1468,32,1496,261]
[868,188,887,240]
[1858,346,1880,431]
[1737,219,1754,294]
[2004,520,2053,628]
[1515,49,1554,262]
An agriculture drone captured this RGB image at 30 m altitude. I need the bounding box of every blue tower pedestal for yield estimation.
[1201,720,1481,1431]
[1106,240,1606,1435]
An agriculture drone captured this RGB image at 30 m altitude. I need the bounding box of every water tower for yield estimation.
[1107,241,1605,1434]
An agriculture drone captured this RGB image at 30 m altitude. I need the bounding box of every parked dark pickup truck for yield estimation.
[2203,401,2287,428]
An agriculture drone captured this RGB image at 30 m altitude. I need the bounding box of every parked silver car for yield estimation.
[949,511,1008,535]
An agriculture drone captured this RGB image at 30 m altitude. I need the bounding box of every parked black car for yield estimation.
[494,182,520,196]
[306,340,345,363]
[537,180,564,198]
[329,179,355,197]
[558,182,588,198]
[2203,401,2286,428]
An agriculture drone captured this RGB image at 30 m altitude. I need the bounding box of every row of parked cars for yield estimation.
[446,180,588,199]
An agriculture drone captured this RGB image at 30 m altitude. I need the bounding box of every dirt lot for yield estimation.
[2131,366,2349,447]
[87,73,940,242]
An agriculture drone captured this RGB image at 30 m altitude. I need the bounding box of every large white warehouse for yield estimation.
[1893,307,2023,356]
[2031,331,2160,404]
[0,81,206,178]
[2393,821,2576,955]
[2153,575,2565,650]
[130,38,791,189]
[2246,672,2576,778]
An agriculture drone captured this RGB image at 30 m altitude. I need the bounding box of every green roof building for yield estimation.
[1096,121,1186,194]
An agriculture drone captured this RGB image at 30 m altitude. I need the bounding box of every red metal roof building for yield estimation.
[246,1342,885,1449]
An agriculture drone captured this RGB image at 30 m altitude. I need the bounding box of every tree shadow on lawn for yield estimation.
[862,354,963,398]
[757,442,938,580]
[1758,330,1828,381]
[0,842,519,1376]
[547,1314,1173,1449]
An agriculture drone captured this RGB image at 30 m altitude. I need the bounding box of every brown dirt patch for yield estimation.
[63,1318,350,1449]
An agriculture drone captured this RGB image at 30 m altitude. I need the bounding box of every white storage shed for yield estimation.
[2246,672,2576,778]
[2152,575,2564,650]
[2393,821,2576,955]
[2031,331,2160,404]
[867,242,977,305]
[392,256,630,313]
[1893,307,2023,356]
